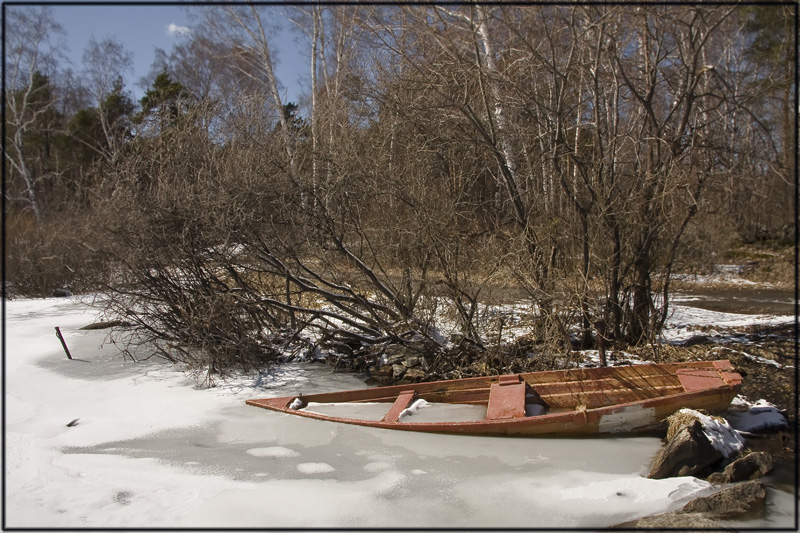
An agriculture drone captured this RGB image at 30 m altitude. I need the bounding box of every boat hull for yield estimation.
[246,360,742,437]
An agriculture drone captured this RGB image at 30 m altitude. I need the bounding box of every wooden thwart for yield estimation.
[676,369,725,392]
[382,390,416,423]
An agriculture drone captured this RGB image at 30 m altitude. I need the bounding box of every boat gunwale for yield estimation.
[257,360,732,404]
[247,384,735,427]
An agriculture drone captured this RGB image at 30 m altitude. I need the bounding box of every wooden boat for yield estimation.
[246,360,742,437]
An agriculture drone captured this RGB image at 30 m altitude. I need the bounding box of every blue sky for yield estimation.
[48,4,306,105]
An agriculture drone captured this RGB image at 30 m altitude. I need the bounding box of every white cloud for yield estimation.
[166,23,190,37]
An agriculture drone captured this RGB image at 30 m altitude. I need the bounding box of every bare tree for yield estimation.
[90,4,792,378]
[198,4,301,181]
[79,36,134,161]
[359,4,765,354]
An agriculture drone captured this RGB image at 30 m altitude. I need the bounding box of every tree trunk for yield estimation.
[629,252,652,344]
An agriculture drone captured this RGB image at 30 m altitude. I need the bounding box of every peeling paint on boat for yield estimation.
[598,405,657,434]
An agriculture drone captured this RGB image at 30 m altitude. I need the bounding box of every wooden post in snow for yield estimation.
[55,327,72,360]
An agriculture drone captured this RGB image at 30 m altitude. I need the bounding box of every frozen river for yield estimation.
[4,296,796,528]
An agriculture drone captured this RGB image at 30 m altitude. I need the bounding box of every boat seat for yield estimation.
[676,369,724,392]
[382,390,417,423]
[486,375,526,420]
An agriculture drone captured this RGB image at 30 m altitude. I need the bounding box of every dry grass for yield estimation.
[665,410,703,441]
[5,212,107,297]
[665,409,727,441]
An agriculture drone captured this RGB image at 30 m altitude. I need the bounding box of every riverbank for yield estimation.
[673,241,796,292]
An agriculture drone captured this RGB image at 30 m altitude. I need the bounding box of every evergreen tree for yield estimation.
[136,71,191,132]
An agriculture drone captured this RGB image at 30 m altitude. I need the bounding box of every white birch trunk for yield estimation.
[310,6,320,199]
[471,7,529,223]
[474,8,521,197]
[222,6,298,179]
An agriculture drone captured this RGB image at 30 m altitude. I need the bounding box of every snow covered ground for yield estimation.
[3,296,796,528]
[663,293,794,344]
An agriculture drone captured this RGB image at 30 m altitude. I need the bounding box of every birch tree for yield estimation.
[4,6,67,224]
[362,4,759,350]
[201,4,299,179]
[79,37,134,162]
[289,5,358,203]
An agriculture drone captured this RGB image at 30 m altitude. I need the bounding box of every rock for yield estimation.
[443,370,462,380]
[371,364,393,376]
[367,340,441,384]
[726,400,788,433]
[613,481,768,528]
[368,364,394,385]
[610,511,721,528]
[380,342,432,365]
[649,420,724,479]
[391,364,406,379]
[682,480,767,518]
[352,356,368,372]
[371,344,421,383]
[402,356,421,368]
[681,334,711,347]
[707,451,773,484]
[465,362,489,376]
[52,288,72,297]
[403,368,426,381]
[381,345,407,366]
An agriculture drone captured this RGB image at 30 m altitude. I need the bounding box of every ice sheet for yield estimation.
[4,296,796,528]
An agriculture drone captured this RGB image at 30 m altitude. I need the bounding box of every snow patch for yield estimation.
[296,462,335,474]
[671,265,762,287]
[246,447,301,459]
[661,304,792,344]
[557,474,710,507]
[398,399,428,421]
[678,409,744,459]
[740,351,785,368]
[289,397,303,410]
[578,350,649,367]
[460,470,715,527]
[727,397,788,433]
[363,461,393,472]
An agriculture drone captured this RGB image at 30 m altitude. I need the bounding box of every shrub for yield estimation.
[5,212,107,297]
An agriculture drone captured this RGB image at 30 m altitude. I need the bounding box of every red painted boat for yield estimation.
[246,360,742,437]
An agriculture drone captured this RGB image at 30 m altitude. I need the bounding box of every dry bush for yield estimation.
[90,105,289,376]
[91,101,453,377]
